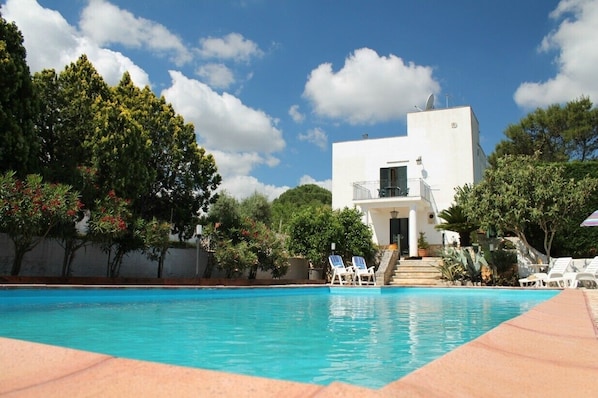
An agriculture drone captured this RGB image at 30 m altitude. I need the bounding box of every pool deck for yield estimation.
[1,288,597,397]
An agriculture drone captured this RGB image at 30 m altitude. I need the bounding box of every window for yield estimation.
[379,166,407,197]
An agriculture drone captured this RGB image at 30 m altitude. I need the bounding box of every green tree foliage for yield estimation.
[89,99,153,200]
[335,207,377,262]
[490,97,598,165]
[458,155,598,261]
[435,202,479,246]
[286,206,376,277]
[136,218,172,278]
[111,73,221,241]
[207,193,288,279]
[271,184,331,231]
[33,55,111,186]
[240,192,271,225]
[0,172,81,275]
[550,160,598,257]
[30,62,221,276]
[86,190,132,277]
[0,14,38,175]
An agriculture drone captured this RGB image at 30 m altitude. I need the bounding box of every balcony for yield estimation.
[352,179,431,202]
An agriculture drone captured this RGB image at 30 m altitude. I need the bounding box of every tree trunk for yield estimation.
[11,249,26,276]
[10,238,35,276]
[202,252,214,278]
[109,247,126,278]
[156,247,168,278]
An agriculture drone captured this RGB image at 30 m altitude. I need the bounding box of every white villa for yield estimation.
[331,105,487,257]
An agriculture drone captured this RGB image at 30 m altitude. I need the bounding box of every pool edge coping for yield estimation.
[1,288,597,397]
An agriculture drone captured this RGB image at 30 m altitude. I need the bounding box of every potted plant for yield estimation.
[418,232,429,257]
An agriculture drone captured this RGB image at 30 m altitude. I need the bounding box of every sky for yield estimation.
[2,0,598,200]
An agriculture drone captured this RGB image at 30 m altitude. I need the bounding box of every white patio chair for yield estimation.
[328,255,354,285]
[572,256,598,288]
[351,256,376,285]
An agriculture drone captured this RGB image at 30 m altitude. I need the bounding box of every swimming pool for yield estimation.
[0,287,557,389]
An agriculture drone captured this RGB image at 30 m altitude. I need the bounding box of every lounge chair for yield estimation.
[518,273,546,288]
[572,256,598,288]
[542,257,573,288]
[328,255,354,285]
[351,256,376,285]
[519,257,572,288]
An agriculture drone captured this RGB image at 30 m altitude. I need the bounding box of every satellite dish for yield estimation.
[424,93,434,110]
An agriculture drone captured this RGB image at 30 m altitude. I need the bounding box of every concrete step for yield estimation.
[389,257,442,286]
[395,267,441,273]
[392,278,441,286]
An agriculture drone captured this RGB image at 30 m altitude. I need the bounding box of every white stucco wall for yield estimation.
[331,106,487,250]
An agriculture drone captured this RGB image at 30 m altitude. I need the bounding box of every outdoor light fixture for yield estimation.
[390,209,398,219]
[416,156,422,165]
[331,242,336,250]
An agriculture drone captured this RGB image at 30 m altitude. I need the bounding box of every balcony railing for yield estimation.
[352,179,431,202]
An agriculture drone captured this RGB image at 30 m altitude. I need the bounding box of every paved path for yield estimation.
[585,289,598,330]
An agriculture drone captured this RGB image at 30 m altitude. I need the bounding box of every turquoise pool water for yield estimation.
[0,287,557,389]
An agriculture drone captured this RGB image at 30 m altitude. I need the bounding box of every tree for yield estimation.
[547,160,598,257]
[136,218,172,278]
[111,74,221,241]
[86,190,132,278]
[0,172,81,275]
[0,13,38,175]
[489,97,598,166]
[286,206,376,278]
[33,55,111,186]
[435,202,479,247]
[240,192,271,225]
[271,184,331,231]
[335,207,377,263]
[458,155,598,262]
[207,193,288,279]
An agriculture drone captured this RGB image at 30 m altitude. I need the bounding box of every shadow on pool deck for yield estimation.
[1,289,597,397]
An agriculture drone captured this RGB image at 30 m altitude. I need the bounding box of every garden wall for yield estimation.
[0,234,313,282]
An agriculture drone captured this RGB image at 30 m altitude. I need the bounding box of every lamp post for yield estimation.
[331,242,335,255]
[195,225,202,277]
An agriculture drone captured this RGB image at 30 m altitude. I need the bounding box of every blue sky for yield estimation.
[3,0,598,200]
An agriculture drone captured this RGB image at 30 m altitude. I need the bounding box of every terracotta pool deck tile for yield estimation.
[2,288,598,397]
[381,289,598,398]
[0,337,326,397]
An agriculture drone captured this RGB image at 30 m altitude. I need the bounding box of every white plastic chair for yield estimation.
[572,256,598,288]
[351,256,376,285]
[519,257,572,288]
[543,257,573,288]
[328,255,354,285]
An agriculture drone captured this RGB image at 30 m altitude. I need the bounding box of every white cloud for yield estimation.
[303,47,440,124]
[162,71,285,154]
[298,127,328,150]
[514,0,598,108]
[218,175,289,201]
[80,0,192,66]
[2,0,150,87]
[298,175,332,191]
[198,33,263,62]
[288,104,305,123]
[209,150,279,180]
[196,63,235,89]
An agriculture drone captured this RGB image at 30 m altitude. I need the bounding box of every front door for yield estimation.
[390,218,409,255]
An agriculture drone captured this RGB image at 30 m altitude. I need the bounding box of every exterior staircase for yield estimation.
[390,257,443,286]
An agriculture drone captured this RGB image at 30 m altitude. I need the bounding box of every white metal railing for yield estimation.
[352,179,431,202]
